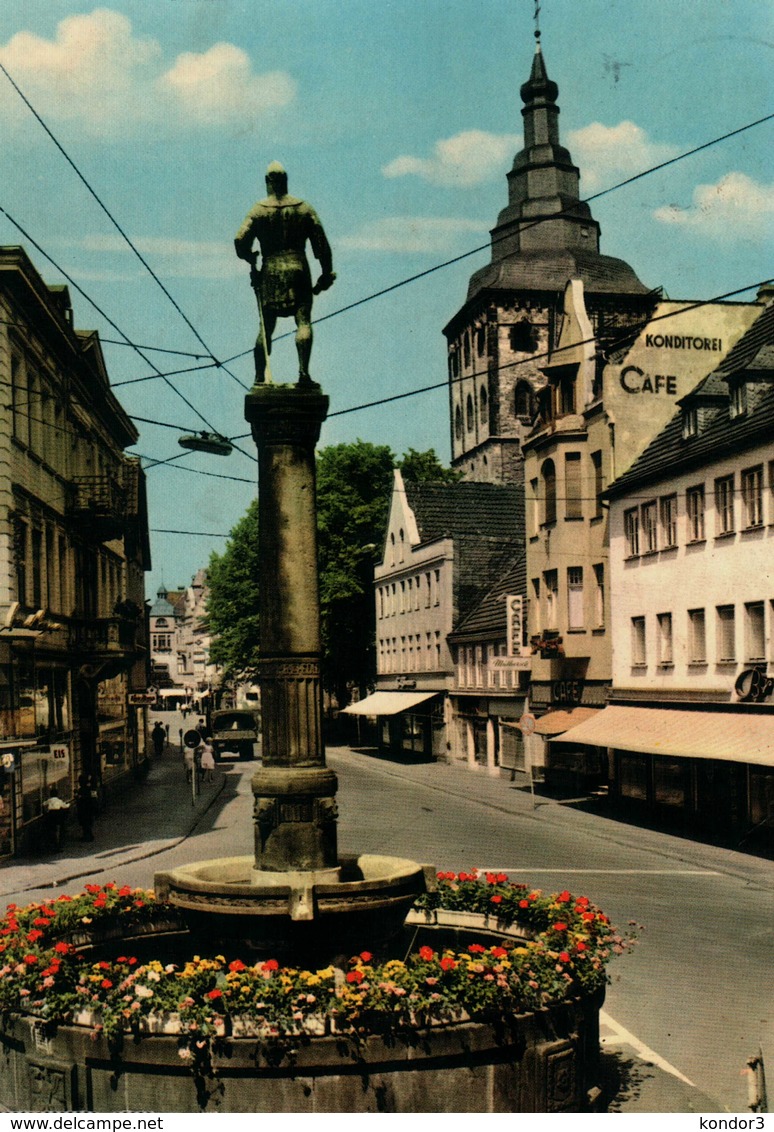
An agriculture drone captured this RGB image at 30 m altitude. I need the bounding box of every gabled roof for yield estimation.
[403,480,523,543]
[606,302,774,497]
[449,548,526,641]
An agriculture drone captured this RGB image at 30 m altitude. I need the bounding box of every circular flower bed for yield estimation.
[0,872,637,1068]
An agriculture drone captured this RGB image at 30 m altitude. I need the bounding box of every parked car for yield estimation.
[209,709,260,762]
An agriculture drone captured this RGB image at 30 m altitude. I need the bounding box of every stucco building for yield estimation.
[552,296,774,841]
[0,247,151,858]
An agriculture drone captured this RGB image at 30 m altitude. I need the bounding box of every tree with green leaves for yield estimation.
[205,441,458,699]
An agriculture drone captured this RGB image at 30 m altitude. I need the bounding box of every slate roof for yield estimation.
[449,548,526,641]
[606,301,774,498]
[403,481,523,543]
[466,249,650,304]
[403,480,524,631]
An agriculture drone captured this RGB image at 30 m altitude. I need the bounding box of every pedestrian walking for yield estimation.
[197,717,211,740]
[199,741,216,783]
[151,721,166,757]
[183,745,195,783]
[75,775,97,841]
[43,786,69,851]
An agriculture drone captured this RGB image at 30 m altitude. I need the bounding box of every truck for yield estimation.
[209,709,260,762]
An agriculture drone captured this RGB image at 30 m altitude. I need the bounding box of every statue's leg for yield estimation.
[254,310,276,384]
[295,306,313,383]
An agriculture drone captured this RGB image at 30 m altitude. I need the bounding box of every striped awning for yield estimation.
[550,705,774,768]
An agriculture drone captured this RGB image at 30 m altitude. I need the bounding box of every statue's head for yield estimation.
[265,161,288,196]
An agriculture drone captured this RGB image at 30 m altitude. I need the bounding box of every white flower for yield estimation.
[135,985,154,998]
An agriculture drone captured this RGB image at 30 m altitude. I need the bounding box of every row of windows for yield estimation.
[532,450,605,529]
[14,515,124,618]
[454,643,521,690]
[624,464,772,557]
[630,601,771,668]
[378,632,442,673]
[447,321,540,379]
[377,570,442,617]
[453,381,537,442]
[532,564,605,633]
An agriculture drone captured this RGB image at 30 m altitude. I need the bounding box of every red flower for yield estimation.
[54,942,70,954]
[359,951,373,963]
[519,900,529,909]
[263,959,279,971]
[205,989,222,1000]
[552,922,568,932]
[490,894,503,904]
[576,941,587,952]
[559,951,571,964]
[97,961,111,970]
[33,917,51,927]
[119,886,133,897]
[557,891,571,903]
[419,946,435,961]
[228,959,247,973]
[346,969,364,984]
[439,957,456,971]
[26,930,44,943]
[582,912,595,922]
[100,979,113,989]
[490,947,508,959]
[468,944,486,954]
[23,955,38,965]
[133,900,145,909]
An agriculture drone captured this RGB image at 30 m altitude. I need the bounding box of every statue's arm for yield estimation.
[234,214,257,263]
[307,208,335,291]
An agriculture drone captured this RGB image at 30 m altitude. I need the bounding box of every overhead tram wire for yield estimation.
[0,203,256,466]
[0,61,249,393]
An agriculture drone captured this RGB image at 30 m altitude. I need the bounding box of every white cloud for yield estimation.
[64,234,242,279]
[567,121,678,193]
[0,8,295,138]
[654,172,774,239]
[340,216,487,255]
[382,130,519,188]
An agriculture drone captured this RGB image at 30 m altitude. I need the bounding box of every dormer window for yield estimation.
[730,382,747,418]
[682,406,698,439]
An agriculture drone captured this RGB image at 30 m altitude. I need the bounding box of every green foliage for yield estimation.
[205,500,260,679]
[204,441,459,696]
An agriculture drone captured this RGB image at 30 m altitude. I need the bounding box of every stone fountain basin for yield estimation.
[153,852,427,962]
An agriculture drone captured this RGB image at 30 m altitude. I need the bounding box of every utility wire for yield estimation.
[0,60,249,391]
[0,202,257,466]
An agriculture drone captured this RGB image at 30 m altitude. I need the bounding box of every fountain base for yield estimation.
[154,853,427,962]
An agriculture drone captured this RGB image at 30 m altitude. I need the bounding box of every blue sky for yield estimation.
[0,0,771,597]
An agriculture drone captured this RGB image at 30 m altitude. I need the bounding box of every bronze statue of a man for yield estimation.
[235,162,335,385]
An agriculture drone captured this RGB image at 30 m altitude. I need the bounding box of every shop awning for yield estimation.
[533,707,601,736]
[551,705,774,768]
[341,691,437,716]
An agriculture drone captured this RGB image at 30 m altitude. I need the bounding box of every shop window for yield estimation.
[660,494,678,548]
[619,752,648,800]
[687,485,705,542]
[716,605,736,662]
[688,608,706,663]
[654,758,689,807]
[742,465,763,528]
[715,475,735,535]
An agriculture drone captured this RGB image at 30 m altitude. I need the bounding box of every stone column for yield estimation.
[245,383,339,883]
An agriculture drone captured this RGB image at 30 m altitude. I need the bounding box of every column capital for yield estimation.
[245,382,329,447]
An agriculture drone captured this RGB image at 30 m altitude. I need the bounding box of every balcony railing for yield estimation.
[68,476,127,541]
[68,615,138,659]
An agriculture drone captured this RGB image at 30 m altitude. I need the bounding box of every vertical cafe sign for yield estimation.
[506,595,524,657]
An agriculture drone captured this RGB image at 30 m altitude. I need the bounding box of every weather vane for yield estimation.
[534,0,541,40]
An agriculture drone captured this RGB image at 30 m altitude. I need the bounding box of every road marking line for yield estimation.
[599,1010,696,1086]
[475,867,721,875]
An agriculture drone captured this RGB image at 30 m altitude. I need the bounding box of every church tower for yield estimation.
[445,33,656,483]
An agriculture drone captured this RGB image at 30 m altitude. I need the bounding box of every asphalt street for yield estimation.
[1,729,771,1114]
